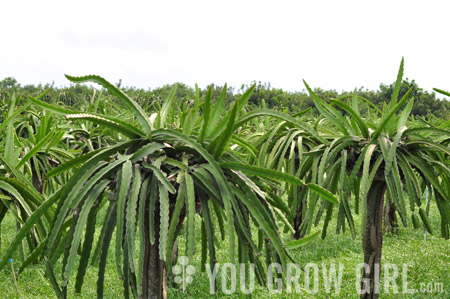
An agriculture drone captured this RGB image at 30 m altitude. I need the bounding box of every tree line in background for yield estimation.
[1,76,449,119]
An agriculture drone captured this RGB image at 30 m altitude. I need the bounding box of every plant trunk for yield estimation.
[384,195,398,233]
[293,186,305,239]
[142,201,167,299]
[31,159,43,194]
[360,180,386,299]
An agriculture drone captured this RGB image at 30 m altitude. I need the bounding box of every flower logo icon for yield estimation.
[172,256,196,291]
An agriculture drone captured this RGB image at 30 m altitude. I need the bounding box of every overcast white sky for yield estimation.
[1,0,449,96]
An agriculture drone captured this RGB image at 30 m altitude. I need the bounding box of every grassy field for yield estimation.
[1,201,449,299]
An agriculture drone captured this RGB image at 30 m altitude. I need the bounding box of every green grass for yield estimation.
[0,204,122,299]
[0,201,449,298]
[168,202,450,298]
